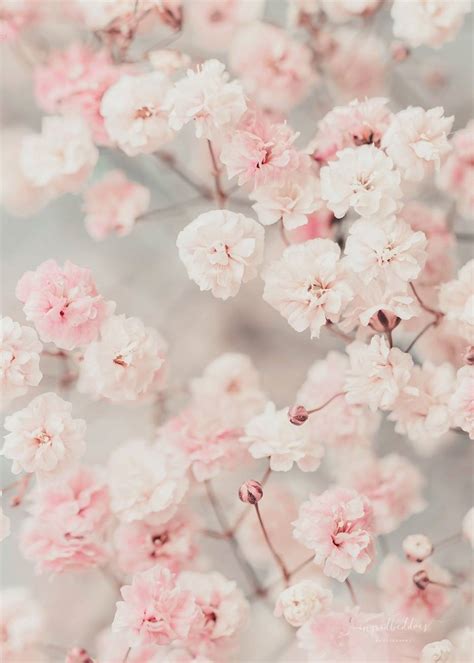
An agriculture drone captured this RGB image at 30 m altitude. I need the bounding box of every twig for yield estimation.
[155,152,213,200]
[405,319,438,353]
[409,282,442,320]
[207,140,227,207]
[254,502,290,585]
[345,578,358,606]
[307,392,345,415]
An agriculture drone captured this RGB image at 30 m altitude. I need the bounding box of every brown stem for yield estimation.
[254,502,290,585]
[10,474,31,507]
[279,222,290,247]
[123,647,131,663]
[345,578,358,606]
[385,330,393,348]
[433,532,462,551]
[155,152,213,200]
[307,392,345,415]
[207,140,227,208]
[325,322,354,343]
[455,232,474,242]
[409,282,442,320]
[405,319,438,353]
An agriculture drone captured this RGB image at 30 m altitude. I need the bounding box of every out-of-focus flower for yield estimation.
[449,366,474,439]
[293,487,375,582]
[83,170,150,240]
[0,587,43,661]
[16,259,113,351]
[263,238,352,338]
[438,120,474,220]
[403,534,433,562]
[462,507,474,548]
[320,0,381,22]
[420,640,454,663]
[274,580,332,627]
[176,210,265,300]
[439,260,474,344]
[0,317,42,406]
[148,49,191,75]
[391,0,471,49]
[286,209,334,244]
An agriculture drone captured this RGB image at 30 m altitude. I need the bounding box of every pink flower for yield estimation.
[438,260,474,344]
[114,512,197,575]
[21,466,110,574]
[0,587,43,661]
[2,392,86,478]
[449,366,474,439]
[286,209,334,244]
[166,59,246,139]
[293,487,376,582]
[78,314,167,401]
[319,0,381,22]
[148,48,191,75]
[0,0,39,42]
[176,210,265,300]
[0,317,42,405]
[178,571,249,656]
[229,22,315,111]
[96,628,159,663]
[16,259,113,351]
[438,121,474,220]
[33,43,121,145]
[378,555,452,621]
[391,0,471,48]
[112,565,199,648]
[83,170,150,240]
[275,580,332,627]
[382,106,454,182]
[262,238,352,338]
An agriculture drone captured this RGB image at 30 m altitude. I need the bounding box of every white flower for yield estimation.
[166,59,247,138]
[391,0,471,49]
[242,401,324,471]
[420,639,454,663]
[0,317,42,406]
[78,314,167,401]
[462,507,474,548]
[108,439,188,523]
[438,260,474,344]
[345,336,414,412]
[274,580,333,627]
[177,210,264,300]
[344,216,427,287]
[263,238,352,338]
[449,366,474,439]
[382,106,454,182]
[2,393,86,477]
[0,587,43,659]
[101,72,174,156]
[320,144,402,218]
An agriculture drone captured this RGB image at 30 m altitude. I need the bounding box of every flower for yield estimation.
[0,317,42,405]
[439,260,474,344]
[166,59,246,139]
[262,238,352,338]
[420,640,454,663]
[462,507,474,548]
[148,48,191,75]
[0,587,43,661]
[391,0,471,48]
[16,259,113,351]
[176,210,264,300]
[403,534,433,562]
[293,487,376,581]
[112,565,199,648]
[108,439,187,523]
[238,479,263,504]
[320,145,402,218]
[20,115,98,194]
[101,72,174,156]
[449,366,474,439]
[344,216,427,287]
[286,209,334,244]
[78,314,167,401]
[319,0,381,23]
[345,336,414,412]
[274,580,332,627]
[382,106,454,182]
[242,401,324,471]
[83,170,150,240]
[0,0,39,42]
[438,120,474,220]
[2,393,86,478]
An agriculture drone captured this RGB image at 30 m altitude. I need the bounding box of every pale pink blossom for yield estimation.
[417,318,467,368]
[75,0,138,29]
[96,628,160,663]
[293,487,376,581]
[275,580,332,627]
[391,0,471,49]
[108,439,188,523]
[112,565,199,648]
[378,555,452,621]
[438,121,474,220]
[320,0,381,22]
[382,106,454,182]
[16,259,113,351]
[20,115,98,194]
[438,261,474,344]
[320,145,402,218]
[0,317,42,405]
[420,640,454,663]
[263,238,352,338]
[0,587,43,661]
[114,511,197,575]
[166,59,246,139]
[33,43,121,145]
[148,49,191,75]
[176,210,264,300]
[78,314,167,401]
[229,22,315,111]
[403,534,433,563]
[83,170,150,240]
[287,209,334,244]
[178,571,249,656]
[345,336,414,411]
[462,507,474,548]
[344,216,427,287]
[2,392,86,478]
[449,366,474,439]
[0,500,11,542]
[21,466,110,573]
[101,72,174,156]
[242,401,324,471]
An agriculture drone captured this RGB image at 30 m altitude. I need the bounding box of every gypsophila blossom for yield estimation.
[438,260,474,344]
[177,210,264,300]
[420,640,454,663]
[382,106,454,182]
[0,0,39,42]
[187,0,264,52]
[148,48,191,75]
[391,0,471,49]
[2,392,86,478]
[320,144,402,218]
[438,120,474,219]
[0,587,43,660]
[274,581,333,627]
[320,0,381,23]
[293,487,375,581]
[449,366,474,439]
[462,508,474,548]
[0,317,42,405]
[243,401,324,471]
[263,238,352,338]
[83,170,150,240]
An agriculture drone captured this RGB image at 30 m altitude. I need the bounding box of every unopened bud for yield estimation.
[403,534,433,563]
[391,41,410,62]
[65,648,94,663]
[239,480,263,505]
[369,309,401,333]
[413,569,430,590]
[463,346,474,365]
[288,405,309,426]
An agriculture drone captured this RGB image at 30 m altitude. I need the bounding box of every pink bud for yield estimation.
[288,405,309,426]
[239,480,263,505]
[412,569,430,590]
[403,534,433,563]
[463,346,474,365]
[369,309,400,333]
[391,41,410,62]
[65,648,94,663]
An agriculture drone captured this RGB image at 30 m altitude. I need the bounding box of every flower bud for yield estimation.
[288,405,309,426]
[391,41,410,62]
[403,534,433,563]
[369,309,401,332]
[463,346,474,365]
[65,648,94,663]
[239,480,263,504]
[412,569,430,590]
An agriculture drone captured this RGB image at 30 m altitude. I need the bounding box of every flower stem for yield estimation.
[307,392,345,414]
[345,578,358,606]
[405,319,438,353]
[409,282,442,320]
[207,140,227,208]
[155,152,213,200]
[254,502,290,585]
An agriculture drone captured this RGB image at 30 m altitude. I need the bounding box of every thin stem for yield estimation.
[10,474,31,507]
[385,330,393,349]
[325,322,354,343]
[287,555,315,578]
[136,197,202,221]
[155,152,213,200]
[405,319,438,353]
[345,578,358,606]
[433,532,462,551]
[123,647,131,663]
[207,140,227,207]
[409,282,442,320]
[279,222,290,247]
[254,502,290,585]
[307,392,345,415]
[455,232,474,242]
